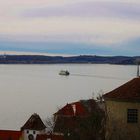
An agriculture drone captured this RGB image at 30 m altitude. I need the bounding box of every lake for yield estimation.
[0,64,137,130]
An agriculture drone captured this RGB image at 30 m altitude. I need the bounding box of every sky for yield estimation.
[0,0,140,56]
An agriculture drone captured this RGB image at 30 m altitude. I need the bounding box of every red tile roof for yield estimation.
[55,102,87,116]
[71,102,88,116]
[56,103,75,116]
[0,130,22,140]
[55,99,96,117]
[103,77,140,100]
[21,113,46,131]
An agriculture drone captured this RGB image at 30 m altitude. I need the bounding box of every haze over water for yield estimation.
[0,64,137,130]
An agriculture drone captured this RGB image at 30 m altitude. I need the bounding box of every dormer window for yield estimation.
[127,109,138,123]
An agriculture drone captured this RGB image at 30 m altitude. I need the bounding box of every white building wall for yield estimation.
[23,129,45,140]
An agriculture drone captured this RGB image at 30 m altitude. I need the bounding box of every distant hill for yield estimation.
[0,55,139,64]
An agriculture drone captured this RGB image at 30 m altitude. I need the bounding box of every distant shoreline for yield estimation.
[0,54,139,65]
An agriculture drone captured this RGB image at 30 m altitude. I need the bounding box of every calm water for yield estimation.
[0,64,137,130]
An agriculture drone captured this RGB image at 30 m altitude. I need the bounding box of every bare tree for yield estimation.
[44,116,55,133]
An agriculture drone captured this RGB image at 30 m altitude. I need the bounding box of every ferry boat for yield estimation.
[59,70,70,76]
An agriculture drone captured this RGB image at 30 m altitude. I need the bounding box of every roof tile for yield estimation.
[21,113,46,131]
[103,77,140,100]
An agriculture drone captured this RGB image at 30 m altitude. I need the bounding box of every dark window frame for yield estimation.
[33,130,36,134]
[127,109,138,123]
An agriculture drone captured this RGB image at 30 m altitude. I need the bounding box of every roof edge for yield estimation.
[104,97,140,103]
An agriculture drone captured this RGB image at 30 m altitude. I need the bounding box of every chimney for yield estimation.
[72,104,76,116]
[137,64,140,77]
[136,59,140,77]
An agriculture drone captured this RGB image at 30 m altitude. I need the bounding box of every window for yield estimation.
[27,130,29,134]
[33,131,36,134]
[127,109,138,123]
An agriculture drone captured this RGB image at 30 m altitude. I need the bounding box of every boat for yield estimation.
[59,70,70,76]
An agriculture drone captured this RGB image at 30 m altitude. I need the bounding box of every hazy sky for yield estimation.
[0,0,140,55]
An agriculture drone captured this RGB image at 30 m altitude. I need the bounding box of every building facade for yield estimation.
[104,77,140,140]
